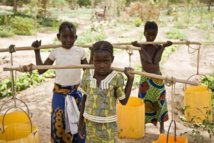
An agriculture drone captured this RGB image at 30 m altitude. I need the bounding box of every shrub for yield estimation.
[0,26,14,37]
[174,21,188,29]
[166,28,186,39]
[78,0,91,7]
[10,16,36,35]
[0,71,45,98]
[76,30,106,45]
[161,45,179,64]
[201,73,214,107]
[132,17,142,27]
[38,17,60,28]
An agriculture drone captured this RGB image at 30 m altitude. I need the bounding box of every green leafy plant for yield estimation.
[161,45,179,64]
[132,17,142,27]
[0,26,14,37]
[166,28,186,39]
[201,73,214,107]
[179,72,214,142]
[180,119,213,143]
[184,118,214,143]
[174,20,188,29]
[0,71,45,98]
[38,17,60,28]
[78,0,91,7]
[10,16,36,35]
[76,30,106,45]
[180,106,214,142]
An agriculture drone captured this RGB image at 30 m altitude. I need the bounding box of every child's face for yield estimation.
[93,51,113,76]
[57,27,77,49]
[144,29,157,41]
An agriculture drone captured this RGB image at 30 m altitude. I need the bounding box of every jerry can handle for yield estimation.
[166,120,176,143]
[0,107,33,133]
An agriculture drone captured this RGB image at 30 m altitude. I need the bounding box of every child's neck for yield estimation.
[94,70,113,87]
[94,70,113,79]
[62,46,72,49]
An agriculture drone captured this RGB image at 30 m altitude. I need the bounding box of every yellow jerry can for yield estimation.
[153,120,188,143]
[153,134,188,143]
[184,85,212,123]
[117,97,145,139]
[0,111,39,143]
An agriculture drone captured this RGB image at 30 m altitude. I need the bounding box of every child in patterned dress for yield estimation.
[132,21,172,133]
[78,41,134,143]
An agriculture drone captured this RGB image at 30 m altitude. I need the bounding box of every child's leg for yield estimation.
[159,121,165,133]
[72,133,85,143]
[158,90,169,134]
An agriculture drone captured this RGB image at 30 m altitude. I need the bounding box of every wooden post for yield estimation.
[13,0,17,13]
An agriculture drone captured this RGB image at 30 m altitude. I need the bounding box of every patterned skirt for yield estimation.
[138,76,169,125]
[85,119,117,143]
[51,84,84,143]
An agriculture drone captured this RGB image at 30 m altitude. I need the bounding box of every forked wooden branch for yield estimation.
[3,64,198,86]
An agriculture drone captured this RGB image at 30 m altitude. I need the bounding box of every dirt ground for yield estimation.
[0,21,214,143]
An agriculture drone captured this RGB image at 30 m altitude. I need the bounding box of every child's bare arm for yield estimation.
[119,67,134,105]
[78,94,86,139]
[32,40,54,74]
[153,41,172,64]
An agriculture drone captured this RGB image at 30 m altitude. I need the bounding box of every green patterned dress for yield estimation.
[138,75,169,125]
[81,69,125,143]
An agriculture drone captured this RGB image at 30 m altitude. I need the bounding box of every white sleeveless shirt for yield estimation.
[48,46,86,86]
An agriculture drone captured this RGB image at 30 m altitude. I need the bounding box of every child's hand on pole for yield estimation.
[131,41,139,47]
[32,40,42,51]
[124,67,135,80]
[163,41,173,47]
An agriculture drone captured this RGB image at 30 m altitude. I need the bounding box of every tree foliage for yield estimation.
[78,0,91,7]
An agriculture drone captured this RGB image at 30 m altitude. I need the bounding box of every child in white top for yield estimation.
[32,21,87,143]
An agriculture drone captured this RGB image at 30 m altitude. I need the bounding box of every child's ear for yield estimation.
[57,33,60,40]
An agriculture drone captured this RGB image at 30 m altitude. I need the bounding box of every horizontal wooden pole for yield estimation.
[0,44,138,52]
[113,41,201,45]
[3,64,198,86]
[0,44,61,52]
[0,41,201,53]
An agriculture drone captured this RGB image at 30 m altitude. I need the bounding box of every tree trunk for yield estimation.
[13,0,17,13]
[38,0,48,17]
[70,0,78,9]
[207,1,211,11]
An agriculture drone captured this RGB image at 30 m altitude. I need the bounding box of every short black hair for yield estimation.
[58,21,76,33]
[92,41,113,56]
[144,21,158,32]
